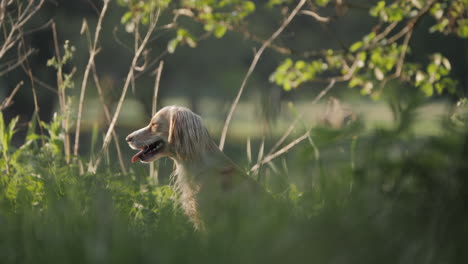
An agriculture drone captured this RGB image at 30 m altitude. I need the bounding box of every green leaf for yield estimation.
[167,39,178,54]
[243,1,255,13]
[457,19,468,38]
[295,60,306,70]
[349,77,363,88]
[214,24,227,38]
[121,11,133,24]
[350,41,363,52]
[420,82,433,96]
[315,0,330,7]
[427,63,437,74]
[370,1,386,17]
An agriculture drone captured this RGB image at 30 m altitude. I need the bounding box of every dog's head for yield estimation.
[126,106,212,163]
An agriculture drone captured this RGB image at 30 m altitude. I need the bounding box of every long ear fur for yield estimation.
[168,107,213,159]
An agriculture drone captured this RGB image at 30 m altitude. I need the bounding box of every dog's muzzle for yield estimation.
[130,139,165,163]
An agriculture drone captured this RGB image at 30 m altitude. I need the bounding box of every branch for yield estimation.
[91,62,127,175]
[74,0,110,156]
[219,0,307,150]
[250,131,310,173]
[0,47,35,76]
[0,80,23,111]
[0,0,44,59]
[386,0,437,45]
[300,10,330,23]
[152,61,164,115]
[150,60,164,184]
[90,8,160,173]
[254,80,336,171]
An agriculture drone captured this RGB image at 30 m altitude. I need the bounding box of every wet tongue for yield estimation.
[131,149,146,163]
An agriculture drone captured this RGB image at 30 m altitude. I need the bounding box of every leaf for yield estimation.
[167,39,178,54]
[374,68,384,80]
[415,71,425,86]
[121,11,133,24]
[295,60,306,70]
[457,19,468,38]
[427,63,437,74]
[350,41,363,52]
[349,77,363,88]
[243,1,255,13]
[420,82,433,96]
[214,24,227,38]
[370,1,386,17]
[315,0,330,7]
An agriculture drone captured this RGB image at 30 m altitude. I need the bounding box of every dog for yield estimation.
[126,106,258,230]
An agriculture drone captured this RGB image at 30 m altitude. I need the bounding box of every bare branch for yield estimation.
[258,80,336,171]
[250,131,310,173]
[74,0,110,156]
[50,22,72,163]
[0,47,34,76]
[150,60,164,184]
[90,8,161,173]
[312,79,336,104]
[300,10,330,23]
[91,62,127,175]
[0,0,44,59]
[152,61,164,114]
[0,80,23,111]
[219,0,307,150]
[387,0,437,45]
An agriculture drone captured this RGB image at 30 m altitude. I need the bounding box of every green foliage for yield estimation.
[370,0,413,22]
[167,28,197,53]
[269,58,327,90]
[264,0,464,98]
[119,0,170,28]
[429,0,468,38]
[47,40,75,90]
[2,99,468,262]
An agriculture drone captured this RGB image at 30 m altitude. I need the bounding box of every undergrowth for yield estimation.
[1,104,468,263]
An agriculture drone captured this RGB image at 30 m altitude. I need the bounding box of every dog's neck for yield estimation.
[172,139,227,181]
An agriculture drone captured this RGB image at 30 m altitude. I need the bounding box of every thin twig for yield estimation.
[395,29,413,77]
[300,10,330,23]
[260,80,336,169]
[90,8,160,173]
[312,79,336,104]
[254,137,265,174]
[74,0,109,156]
[0,80,23,111]
[0,48,35,76]
[250,131,310,172]
[370,22,398,47]
[246,136,252,164]
[0,0,44,59]
[152,60,164,115]
[51,21,71,163]
[386,0,437,45]
[19,35,45,146]
[150,60,164,183]
[219,0,307,150]
[91,63,127,174]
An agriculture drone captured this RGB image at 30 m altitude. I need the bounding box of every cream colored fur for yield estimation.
[126,106,254,230]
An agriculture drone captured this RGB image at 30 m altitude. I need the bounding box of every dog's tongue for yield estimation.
[131,149,145,163]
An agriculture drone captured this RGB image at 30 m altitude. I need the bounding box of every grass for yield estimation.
[1,102,468,263]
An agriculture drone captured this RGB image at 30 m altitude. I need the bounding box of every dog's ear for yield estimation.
[168,108,209,159]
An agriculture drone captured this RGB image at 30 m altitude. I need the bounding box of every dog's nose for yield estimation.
[125,135,133,142]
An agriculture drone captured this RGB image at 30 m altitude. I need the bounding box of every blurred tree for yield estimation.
[118,0,466,101]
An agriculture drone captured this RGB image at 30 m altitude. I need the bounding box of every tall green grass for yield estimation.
[1,103,468,263]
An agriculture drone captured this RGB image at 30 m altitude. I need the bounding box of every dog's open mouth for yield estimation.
[131,140,165,163]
